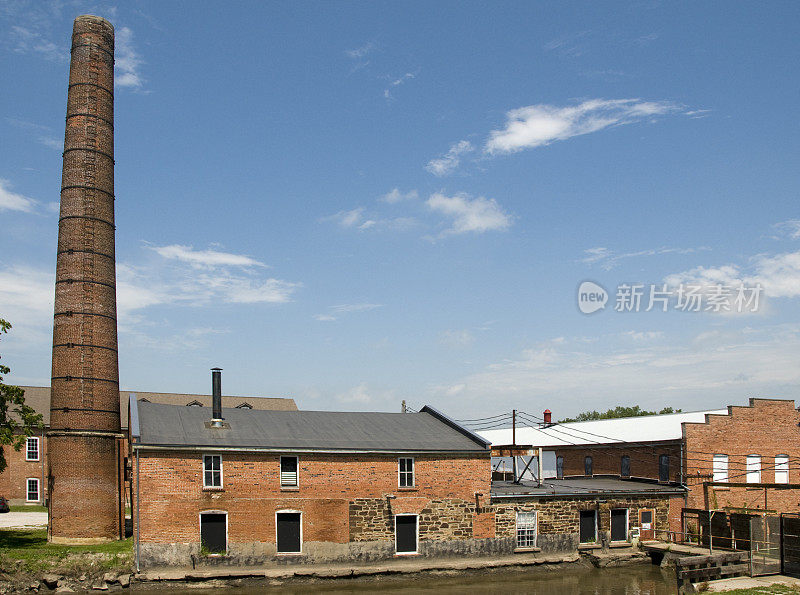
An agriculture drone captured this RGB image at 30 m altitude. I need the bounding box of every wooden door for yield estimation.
[639,509,655,541]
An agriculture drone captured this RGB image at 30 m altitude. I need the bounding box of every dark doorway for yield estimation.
[584,456,593,476]
[277,512,301,553]
[659,455,670,482]
[200,513,226,553]
[611,509,628,541]
[620,455,631,477]
[579,510,597,543]
[556,456,564,479]
[395,515,418,553]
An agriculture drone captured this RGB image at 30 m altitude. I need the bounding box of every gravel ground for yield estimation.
[0,512,48,529]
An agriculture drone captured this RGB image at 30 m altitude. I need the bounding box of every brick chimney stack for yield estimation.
[48,15,123,543]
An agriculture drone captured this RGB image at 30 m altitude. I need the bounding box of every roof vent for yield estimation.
[543,409,552,424]
[209,367,225,428]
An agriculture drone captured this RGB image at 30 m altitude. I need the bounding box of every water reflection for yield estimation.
[137,563,678,594]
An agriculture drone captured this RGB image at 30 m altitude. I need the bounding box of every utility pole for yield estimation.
[512,409,517,482]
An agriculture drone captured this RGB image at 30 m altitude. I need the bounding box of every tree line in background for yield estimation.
[559,405,682,423]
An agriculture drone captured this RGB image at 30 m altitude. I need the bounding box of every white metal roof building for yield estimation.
[478,409,728,447]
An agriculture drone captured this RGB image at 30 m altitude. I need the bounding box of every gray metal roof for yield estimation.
[491,477,686,498]
[134,401,489,452]
[17,386,297,427]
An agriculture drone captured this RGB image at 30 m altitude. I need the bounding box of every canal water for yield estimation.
[138,563,678,594]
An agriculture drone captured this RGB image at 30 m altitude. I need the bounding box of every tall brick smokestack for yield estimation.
[48,15,123,543]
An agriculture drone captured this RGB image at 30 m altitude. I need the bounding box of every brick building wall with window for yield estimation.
[0,431,47,504]
[130,400,498,567]
[553,442,682,483]
[682,398,800,513]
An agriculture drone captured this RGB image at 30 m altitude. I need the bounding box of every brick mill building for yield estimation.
[0,386,296,505]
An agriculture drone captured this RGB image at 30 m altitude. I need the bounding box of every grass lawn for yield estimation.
[720,586,800,594]
[8,505,47,513]
[0,529,132,573]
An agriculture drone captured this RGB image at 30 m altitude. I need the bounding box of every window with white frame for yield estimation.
[746,454,761,484]
[775,455,789,484]
[516,511,537,548]
[280,456,298,487]
[26,478,39,502]
[398,457,414,488]
[203,454,222,488]
[712,454,728,483]
[26,437,39,461]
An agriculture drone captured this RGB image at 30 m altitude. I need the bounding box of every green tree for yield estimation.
[559,405,682,423]
[0,318,44,473]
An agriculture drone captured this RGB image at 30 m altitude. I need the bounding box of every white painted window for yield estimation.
[203,454,222,488]
[398,457,414,488]
[26,478,39,502]
[775,455,789,484]
[26,437,39,461]
[712,454,728,483]
[746,454,761,484]
[280,456,298,487]
[516,511,537,548]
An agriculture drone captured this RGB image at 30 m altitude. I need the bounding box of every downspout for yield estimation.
[135,443,140,572]
[40,427,45,505]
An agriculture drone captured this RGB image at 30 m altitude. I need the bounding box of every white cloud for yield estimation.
[665,250,800,299]
[115,27,144,89]
[11,25,65,62]
[313,314,337,322]
[149,244,265,268]
[324,207,366,228]
[425,140,474,176]
[0,179,36,213]
[431,326,800,417]
[774,219,800,240]
[384,72,415,100]
[485,98,678,155]
[379,188,418,204]
[336,382,373,404]
[427,192,512,235]
[314,303,382,322]
[582,245,707,271]
[439,329,475,348]
[345,42,375,59]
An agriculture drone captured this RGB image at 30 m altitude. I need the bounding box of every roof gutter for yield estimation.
[131,443,489,455]
[421,405,491,449]
[490,489,686,500]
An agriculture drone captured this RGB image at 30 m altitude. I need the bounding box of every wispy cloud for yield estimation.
[384,72,415,100]
[322,205,417,232]
[425,140,474,176]
[582,246,708,271]
[439,329,475,349]
[485,99,679,155]
[774,219,800,240]
[149,244,266,268]
[427,192,512,236]
[115,26,144,89]
[379,188,418,204]
[432,326,800,416]
[323,207,367,229]
[6,118,61,151]
[0,179,36,213]
[10,25,65,62]
[314,303,383,322]
[345,42,376,59]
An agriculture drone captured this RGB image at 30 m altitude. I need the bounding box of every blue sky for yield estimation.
[1,1,799,419]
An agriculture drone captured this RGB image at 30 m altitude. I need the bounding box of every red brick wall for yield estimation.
[554,441,682,483]
[0,432,47,503]
[133,450,490,544]
[683,399,800,513]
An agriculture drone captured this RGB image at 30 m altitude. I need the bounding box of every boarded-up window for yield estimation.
[584,456,593,476]
[276,512,301,553]
[556,456,564,479]
[579,510,597,543]
[611,509,628,541]
[713,454,728,482]
[620,455,630,477]
[776,455,789,484]
[659,454,669,482]
[395,515,417,553]
[747,455,761,483]
[399,458,414,487]
[280,456,298,487]
[200,513,226,553]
